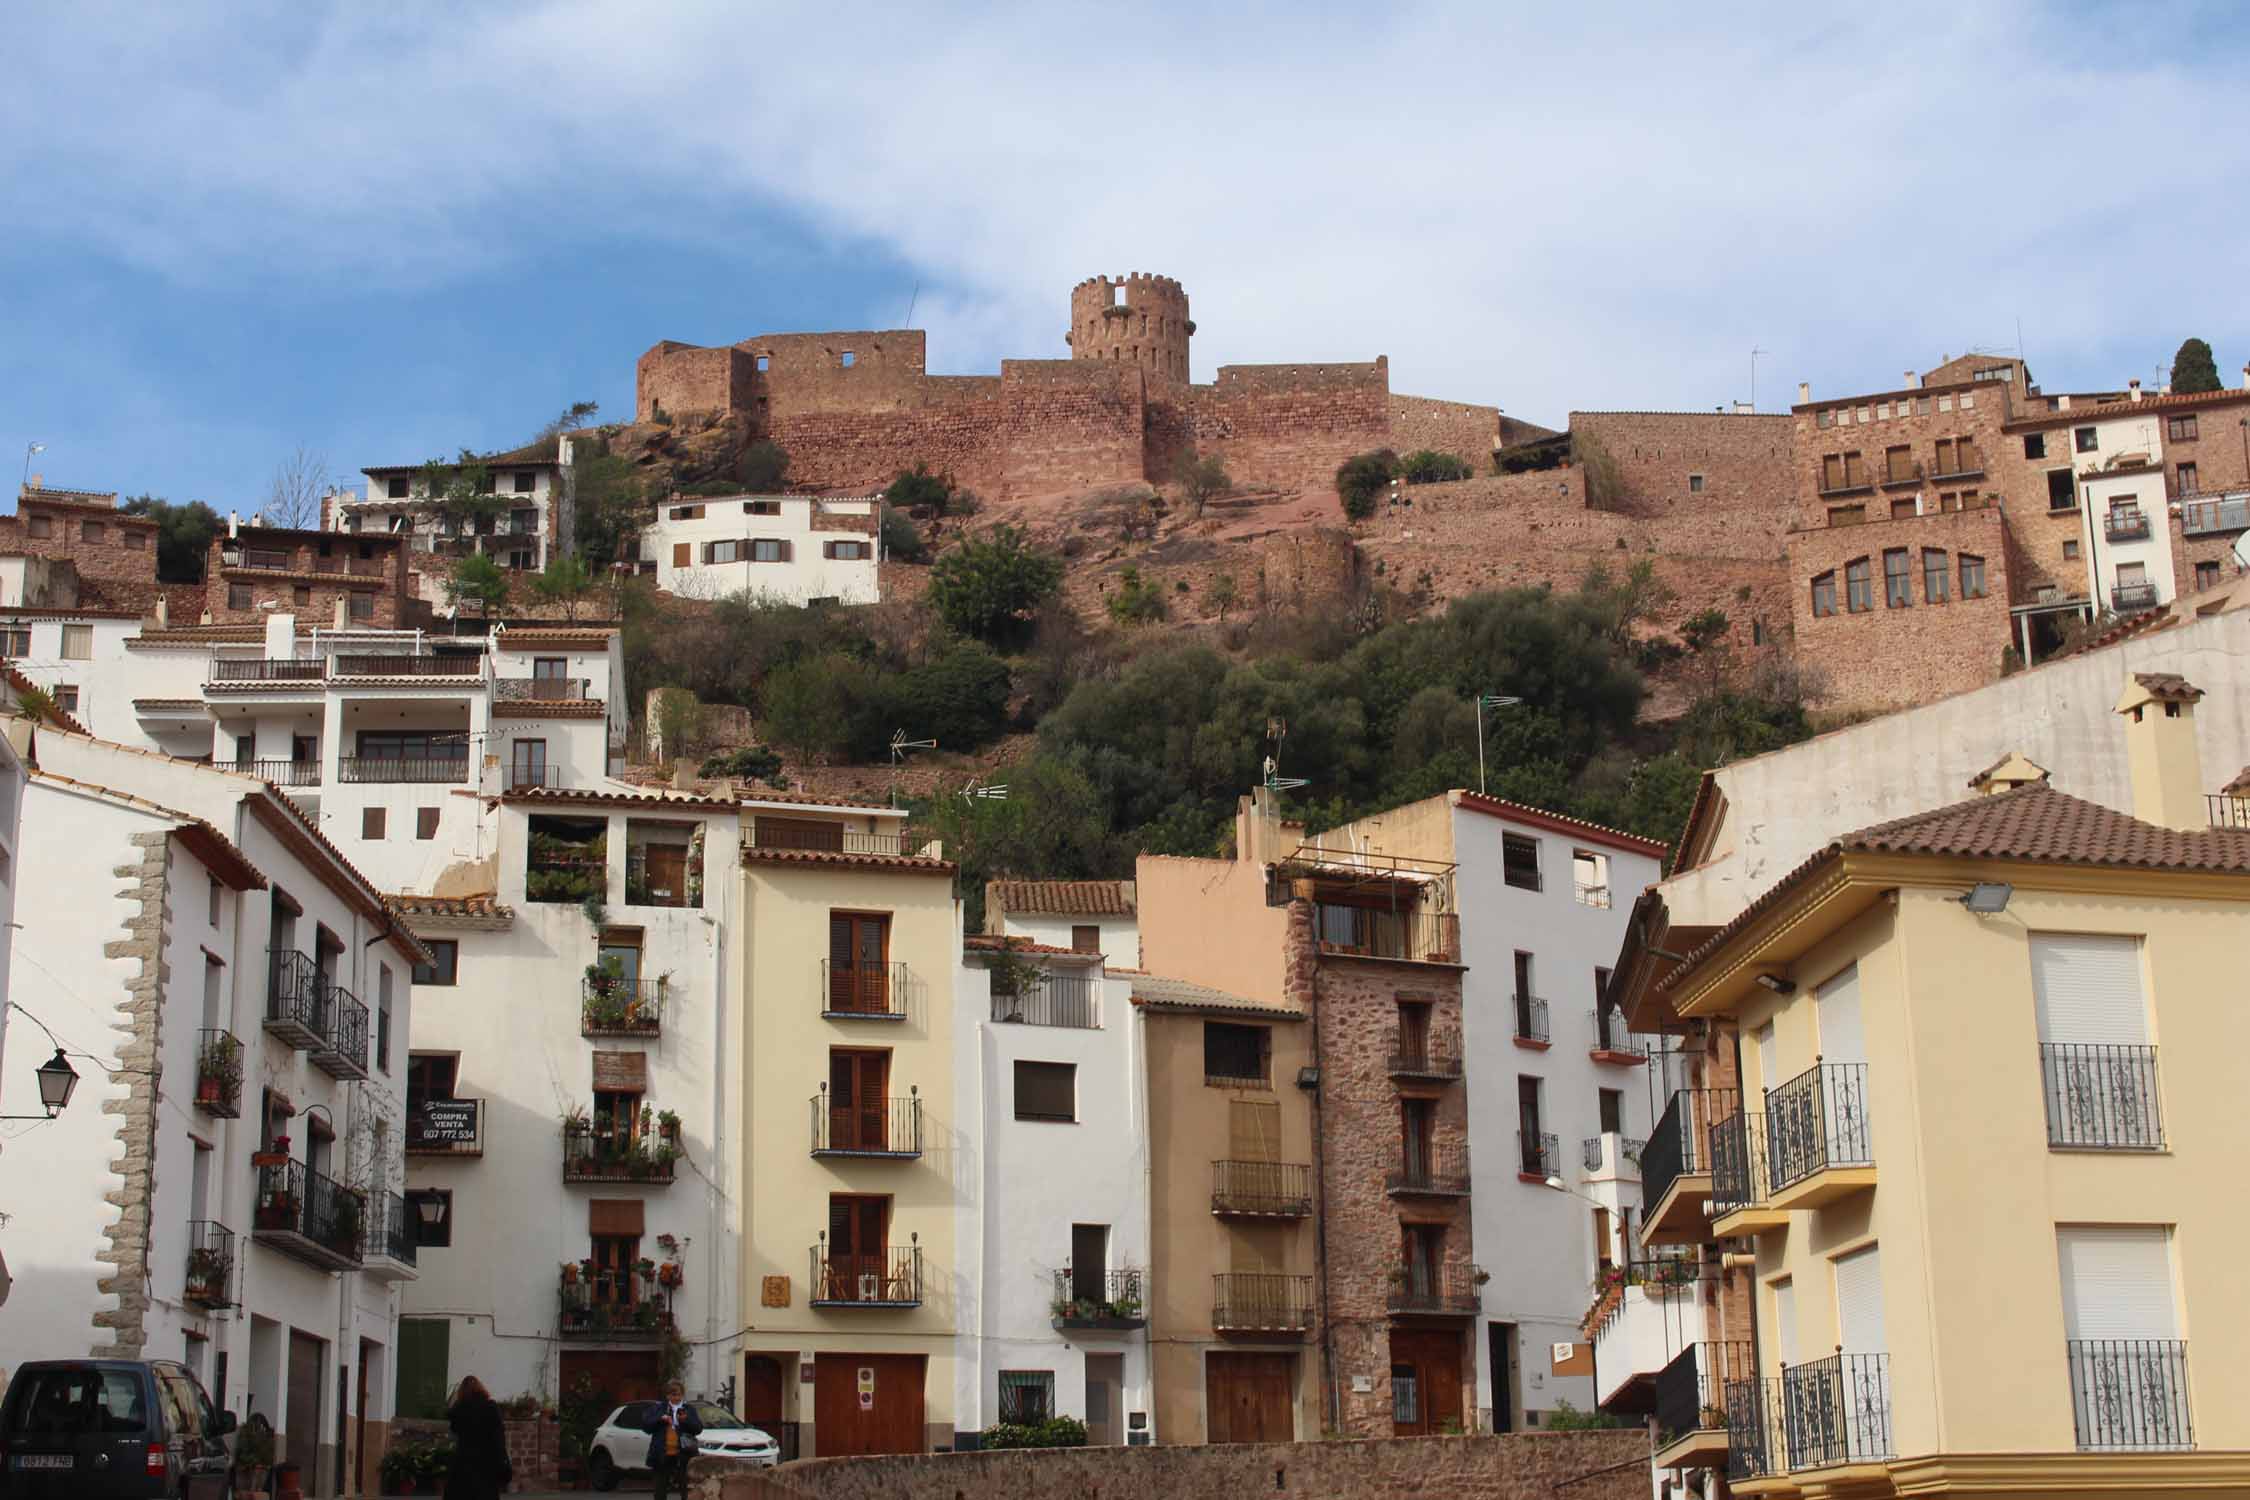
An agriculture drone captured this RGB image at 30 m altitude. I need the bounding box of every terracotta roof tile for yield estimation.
[2006,384,2250,433]
[1839,783,2250,871]
[492,629,616,649]
[5,664,92,735]
[963,933,1106,960]
[2225,767,2250,797]
[740,844,954,875]
[986,879,1136,917]
[503,785,738,810]
[1454,790,1670,858]
[492,699,606,718]
[1129,973,1305,1021]
[737,789,907,814]
[391,893,513,917]
[2131,672,2203,705]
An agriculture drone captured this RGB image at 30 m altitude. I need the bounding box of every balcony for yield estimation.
[560,1124,679,1185]
[1512,994,1550,1048]
[1653,1341,1752,1469]
[252,1159,364,1272]
[810,1242,923,1308]
[559,1271,674,1343]
[1783,1354,1893,1470]
[1879,461,1925,489]
[810,1088,923,1159]
[1387,1027,1463,1081]
[2103,509,2152,542]
[209,658,325,683]
[494,676,593,702]
[405,1097,485,1157]
[1709,1111,1786,1235]
[747,823,928,857]
[332,654,481,677]
[2040,1043,2163,1149]
[1817,475,1875,498]
[821,959,910,1021]
[2209,794,2250,830]
[2067,1339,2192,1451]
[2111,581,2159,611]
[1588,1007,1649,1064]
[1211,1159,1314,1218]
[184,1220,237,1310]
[1641,1088,1738,1246]
[1588,1261,1699,1411]
[1766,1062,1875,1209]
[505,764,562,792]
[582,974,666,1037]
[363,1191,419,1281]
[1581,1133,1643,1178]
[1050,1268,1148,1331]
[309,982,369,1080]
[1387,1144,1471,1198]
[1518,1129,1558,1181]
[193,1028,243,1118]
[991,971,1099,1029]
[338,755,470,785]
[1387,1262,1482,1317]
[307,554,389,579]
[2181,495,2250,536]
[1213,1272,1315,1336]
[240,759,321,787]
[265,951,328,1049]
[1313,907,1462,964]
[526,835,605,903]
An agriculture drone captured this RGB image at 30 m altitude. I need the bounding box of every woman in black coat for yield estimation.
[445,1376,509,1500]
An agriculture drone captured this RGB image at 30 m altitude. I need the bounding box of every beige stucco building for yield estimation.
[1614,673,2250,1497]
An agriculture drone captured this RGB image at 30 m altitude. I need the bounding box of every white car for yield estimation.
[586,1400,781,1488]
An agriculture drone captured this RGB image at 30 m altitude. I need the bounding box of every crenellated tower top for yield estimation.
[1067,273,1193,383]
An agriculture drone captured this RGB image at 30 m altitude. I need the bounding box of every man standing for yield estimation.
[642,1381,703,1500]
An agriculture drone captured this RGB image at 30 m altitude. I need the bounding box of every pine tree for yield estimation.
[2169,337,2222,394]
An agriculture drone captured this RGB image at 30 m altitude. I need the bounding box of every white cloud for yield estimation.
[6,0,2247,423]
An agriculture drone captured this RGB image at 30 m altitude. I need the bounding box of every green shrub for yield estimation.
[880,505,928,563]
[738,440,789,491]
[884,463,951,513]
[929,525,1064,646]
[1106,565,1169,626]
[699,745,784,781]
[982,1416,1090,1449]
[1398,449,1473,484]
[1335,449,1398,520]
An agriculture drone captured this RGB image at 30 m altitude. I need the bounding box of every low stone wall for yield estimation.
[689,1431,1649,1500]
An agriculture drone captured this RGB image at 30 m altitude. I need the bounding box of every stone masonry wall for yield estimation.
[1176,361,1392,495]
[691,1431,1652,1500]
[769,399,1008,499]
[91,831,171,1357]
[638,342,753,423]
[999,361,1148,500]
[1388,394,1504,468]
[0,495,162,611]
[1568,411,1795,523]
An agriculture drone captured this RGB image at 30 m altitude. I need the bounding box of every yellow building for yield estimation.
[734,795,960,1456]
[1616,674,2250,1496]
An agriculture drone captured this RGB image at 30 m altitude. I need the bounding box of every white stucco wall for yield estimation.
[998,913,1141,969]
[640,497,879,605]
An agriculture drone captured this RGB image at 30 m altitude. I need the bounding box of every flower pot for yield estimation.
[198,1076,223,1104]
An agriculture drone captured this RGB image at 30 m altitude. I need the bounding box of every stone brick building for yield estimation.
[0,486,161,610]
[634,274,1516,502]
[202,524,412,629]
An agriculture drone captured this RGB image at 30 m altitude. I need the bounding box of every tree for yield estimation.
[2170,337,2222,395]
[1169,449,1231,519]
[120,496,223,582]
[1679,608,1733,696]
[928,525,1064,645]
[1398,449,1473,484]
[265,445,329,529]
[879,505,928,563]
[739,441,790,492]
[570,445,646,567]
[1208,572,1240,620]
[531,400,600,442]
[446,551,510,627]
[1107,566,1169,626]
[530,552,596,621]
[884,464,951,513]
[1335,449,1398,521]
[419,453,507,540]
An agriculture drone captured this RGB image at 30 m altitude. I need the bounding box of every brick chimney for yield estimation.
[2114,673,2207,830]
[1905,372,1919,389]
[2129,379,2142,404]
[1797,382,1811,405]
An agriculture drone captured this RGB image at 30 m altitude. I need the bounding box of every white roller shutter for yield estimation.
[1816,965,1865,1065]
[2057,1228,2175,1341]
[1771,1278,1798,1365]
[1755,1024,1777,1093]
[2031,935,2147,1046]
[1833,1245,1886,1354]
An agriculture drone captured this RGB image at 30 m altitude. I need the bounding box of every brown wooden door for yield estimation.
[1205,1353,1295,1444]
[828,913,890,1012]
[827,1195,887,1300]
[813,1353,924,1456]
[829,1051,889,1152]
[742,1356,785,1428]
[1389,1330,1464,1436]
[354,1340,373,1494]
[672,542,691,568]
[560,1350,661,1407]
[284,1332,322,1480]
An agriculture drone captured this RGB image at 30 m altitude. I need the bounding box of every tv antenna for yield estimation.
[1749,347,1766,412]
[890,730,937,766]
[903,280,921,330]
[1263,755,1308,794]
[1473,693,1523,795]
[961,779,1009,802]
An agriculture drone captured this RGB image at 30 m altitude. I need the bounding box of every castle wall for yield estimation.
[1568,411,1796,522]
[1388,393,1503,467]
[1177,360,1393,493]
[998,361,1146,500]
[1068,274,1191,384]
[769,398,1009,499]
[635,342,751,423]
[733,330,932,420]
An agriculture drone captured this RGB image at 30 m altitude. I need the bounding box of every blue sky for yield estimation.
[5,1,2248,510]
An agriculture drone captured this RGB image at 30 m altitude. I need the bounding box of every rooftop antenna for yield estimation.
[1749,347,1766,413]
[1261,715,1308,792]
[1473,693,1523,795]
[961,779,1009,802]
[888,728,936,808]
[903,280,921,330]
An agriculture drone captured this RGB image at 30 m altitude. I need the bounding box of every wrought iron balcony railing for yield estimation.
[1212,1272,1315,1333]
[369,1191,417,1266]
[2209,794,2250,830]
[1767,1061,1873,1192]
[1051,1268,1147,1327]
[2067,1339,2193,1451]
[822,959,910,1019]
[1779,1353,1893,1470]
[332,654,481,677]
[2111,582,2159,611]
[811,1087,923,1158]
[2040,1043,2163,1149]
[1641,1087,1739,1212]
[264,950,330,1050]
[558,1272,674,1341]
[253,1158,364,1269]
[239,758,322,786]
[338,755,471,784]
[1211,1159,1314,1217]
[1513,994,1550,1045]
[1589,1007,1649,1057]
[1387,1028,1464,1079]
[1312,907,1461,963]
[991,972,1099,1029]
[1519,1130,1559,1178]
[2181,495,2250,536]
[1710,1110,1773,1213]
[2103,509,2151,541]
[561,1124,679,1184]
[1386,1144,1471,1196]
[1726,1376,1779,1481]
[310,981,368,1080]
[194,1028,243,1117]
[210,658,326,682]
[494,676,593,702]
[1581,1134,1644,1173]
[1654,1340,1752,1446]
[747,823,927,856]
[582,975,665,1036]
[1387,1262,1483,1315]
[810,1243,922,1307]
[184,1220,237,1309]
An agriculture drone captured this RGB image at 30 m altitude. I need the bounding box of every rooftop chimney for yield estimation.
[154,596,168,629]
[1797,382,1811,404]
[2129,379,2143,404]
[332,596,348,631]
[1967,751,2050,797]
[227,512,240,539]
[1905,372,1919,389]
[2242,364,2249,391]
[2114,673,2208,830]
[2058,395,2072,411]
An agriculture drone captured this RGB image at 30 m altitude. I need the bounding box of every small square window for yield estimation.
[81,521,105,543]
[2063,540,2080,559]
[293,586,311,606]
[53,685,77,714]
[387,476,410,499]
[1203,1023,1270,1088]
[2074,427,2098,453]
[755,354,771,372]
[2023,433,2047,460]
[1502,833,1541,891]
[362,807,387,840]
[1811,571,1837,617]
[25,516,51,539]
[416,807,440,840]
[349,593,374,620]
[60,624,93,660]
[1687,474,1705,494]
[1013,1060,1076,1122]
[513,471,536,494]
[228,585,252,610]
[840,351,856,368]
[124,530,145,550]
[413,940,459,987]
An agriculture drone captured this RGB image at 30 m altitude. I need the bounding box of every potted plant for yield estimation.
[186,1246,226,1299]
[657,1260,684,1290]
[1472,1268,1493,1286]
[234,1418,275,1493]
[560,1260,580,1286]
[377,1442,421,1495]
[657,1109,681,1141]
[331,1193,363,1251]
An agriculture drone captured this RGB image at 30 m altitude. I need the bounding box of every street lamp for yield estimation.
[1,1048,80,1120]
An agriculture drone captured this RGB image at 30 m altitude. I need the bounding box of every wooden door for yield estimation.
[1083,1354,1123,1445]
[828,913,890,1012]
[1388,1330,1464,1436]
[1206,1353,1294,1444]
[560,1350,661,1406]
[829,1051,889,1152]
[813,1353,925,1456]
[672,542,691,568]
[742,1356,785,1428]
[827,1195,887,1300]
[353,1340,373,1495]
[284,1332,322,1480]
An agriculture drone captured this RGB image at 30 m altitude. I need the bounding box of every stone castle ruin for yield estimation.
[635,273,1528,500]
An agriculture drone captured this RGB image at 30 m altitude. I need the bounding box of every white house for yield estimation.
[342,440,574,595]
[638,495,879,605]
[0,725,427,1495]
[952,936,1152,1445]
[983,880,1139,968]
[2067,400,2174,614]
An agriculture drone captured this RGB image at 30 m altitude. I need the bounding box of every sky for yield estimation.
[4,1,2248,510]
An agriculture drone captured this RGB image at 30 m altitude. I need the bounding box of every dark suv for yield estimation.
[0,1361,235,1498]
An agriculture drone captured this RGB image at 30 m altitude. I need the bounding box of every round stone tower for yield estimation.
[1067,273,1194,383]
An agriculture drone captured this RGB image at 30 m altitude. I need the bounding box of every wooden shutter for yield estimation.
[672,543,690,568]
[1229,1225,1285,1274]
[823,540,839,560]
[2031,935,2147,1046]
[1815,964,1864,1064]
[1771,1278,1798,1365]
[1229,1100,1279,1162]
[589,1199,644,1237]
[1755,1023,1777,1092]
[2058,1228,2174,1340]
[828,1050,888,1151]
[1833,1244,1885,1353]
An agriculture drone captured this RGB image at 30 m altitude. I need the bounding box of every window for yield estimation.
[1883,549,1911,608]
[510,739,548,791]
[2056,1226,2184,1451]
[1933,437,1956,476]
[1833,1244,1886,1354]
[1959,554,1987,598]
[2024,433,2047,460]
[823,540,870,560]
[2030,932,2157,1148]
[2175,462,2198,496]
[1204,1023,1271,1088]
[744,500,780,515]
[1516,1075,1546,1173]
[840,351,855,368]
[2166,414,2198,442]
[1751,618,1767,646]
[81,521,104,543]
[2063,540,2080,560]
[1817,409,1835,429]
[1770,1276,1798,1364]
[1882,445,1913,483]
[1688,473,1705,494]
[828,912,892,1013]
[1844,557,1873,612]
[124,529,145,550]
[1071,924,1101,954]
[513,470,536,494]
[411,1190,452,1248]
[2047,469,2077,511]
[751,539,788,562]
[0,629,28,656]
[413,940,459,987]
[669,504,706,521]
[2074,426,2099,453]
[705,539,744,564]
[358,730,470,762]
[1502,833,1541,891]
[362,807,386,840]
[2197,561,2222,591]
[416,807,440,840]
[1827,504,1867,526]
[23,515,49,539]
[1598,1087,1623,1135]
[209,876,223,927]
[1013,1060,1077,1122]
[53,684,78,714]
[350,592,374,621]
[406,1053,458,1113]
[1571,849,1610,908]
[387,476,411,499]
[292,585,311,606]
[1811,570,1839,618]
[60,623,92,660]
[228,584,252,609]
[827,1049,893,1150]
[998,1371,1055,1424]
[1923,549,1949,603]
[377,967,393,1072]
[754,354,771,372]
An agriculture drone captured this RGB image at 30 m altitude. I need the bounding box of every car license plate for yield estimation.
[14,1455,73,1469]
